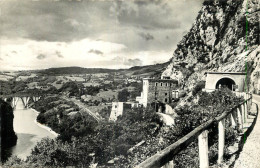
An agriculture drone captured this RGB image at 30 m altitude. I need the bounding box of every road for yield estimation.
[233,94,260,168]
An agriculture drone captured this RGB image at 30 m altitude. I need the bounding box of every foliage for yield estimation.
[192,81,206,96]
[118,89,130,102]
[58,114,97,142]
[58,81,85,97]
[99,106,111,120]
[84,86,100,96]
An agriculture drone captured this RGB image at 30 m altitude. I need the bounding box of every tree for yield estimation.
[118,89,130,102]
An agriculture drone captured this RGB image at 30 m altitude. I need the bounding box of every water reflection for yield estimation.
[10,99,56,160]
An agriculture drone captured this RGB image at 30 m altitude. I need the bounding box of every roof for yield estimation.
[143,78,178,83]
[205,72,246,75]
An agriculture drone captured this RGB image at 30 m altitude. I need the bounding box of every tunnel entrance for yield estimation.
[215,78,236,91]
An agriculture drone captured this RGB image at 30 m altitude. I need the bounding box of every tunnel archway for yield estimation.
[215,77,236,90]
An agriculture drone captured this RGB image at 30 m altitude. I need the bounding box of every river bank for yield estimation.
[10,100,57,160]
[31,108,59,137]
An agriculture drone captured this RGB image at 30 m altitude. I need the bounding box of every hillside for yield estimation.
[36,62,170,77]
[124,62,170,77]
[162,0,259,93]
[37,67,122,75]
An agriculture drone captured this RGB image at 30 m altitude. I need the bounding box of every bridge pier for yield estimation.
[32,96,40,102]
[11,97,19,109]
[21,97,30,108]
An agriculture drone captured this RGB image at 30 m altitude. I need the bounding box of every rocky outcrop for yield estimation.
[0,99,17,162]
[162,0,259,93]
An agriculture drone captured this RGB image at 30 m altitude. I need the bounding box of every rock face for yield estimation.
[0,99,17,162]
[162,0,259,93]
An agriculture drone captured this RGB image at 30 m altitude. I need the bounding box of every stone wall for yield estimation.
[146,79,178,105]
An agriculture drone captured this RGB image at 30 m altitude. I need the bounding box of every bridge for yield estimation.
[0,94,41,109]
[136,92,256,168]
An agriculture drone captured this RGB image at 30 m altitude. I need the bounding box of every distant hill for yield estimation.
[37,62,170,77]
[124,62,170,78]
[38,67,123,75]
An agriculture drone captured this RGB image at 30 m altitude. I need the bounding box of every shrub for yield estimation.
[192,81,206,96]
[118,89,130,102]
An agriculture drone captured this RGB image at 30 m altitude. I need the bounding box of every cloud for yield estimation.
[124,58,143,66]
[0,0,204,70]
[1,0,202,43]
[56,51,64,58]
[36,54,47,60]
[88,49,103,55]
[138,32,154,41]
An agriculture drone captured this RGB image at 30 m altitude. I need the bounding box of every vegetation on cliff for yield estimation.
[0,99,17,162]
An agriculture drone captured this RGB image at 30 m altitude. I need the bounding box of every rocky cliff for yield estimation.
[162,0,259,93]
[0,99,17,162]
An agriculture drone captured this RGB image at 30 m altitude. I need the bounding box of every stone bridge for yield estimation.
[0,94,41,109]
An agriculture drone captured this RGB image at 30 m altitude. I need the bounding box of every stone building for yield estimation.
[109,102,139,121]
[136,78,179,110]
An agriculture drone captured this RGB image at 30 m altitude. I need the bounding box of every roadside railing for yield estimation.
[135,92,252,168]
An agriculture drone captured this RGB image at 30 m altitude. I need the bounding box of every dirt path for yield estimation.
[233,94,260,168]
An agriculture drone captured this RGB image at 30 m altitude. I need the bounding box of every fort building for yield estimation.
[136,78,179,109]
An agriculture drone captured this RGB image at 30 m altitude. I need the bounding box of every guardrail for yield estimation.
[136,92,252,168]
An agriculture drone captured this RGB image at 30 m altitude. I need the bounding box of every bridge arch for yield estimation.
[215,77,236,90]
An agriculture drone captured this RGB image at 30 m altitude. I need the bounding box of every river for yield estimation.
[10,99,57,160]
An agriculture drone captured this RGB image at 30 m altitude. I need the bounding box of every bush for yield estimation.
[192,81,206,96]
[118,89,130,102]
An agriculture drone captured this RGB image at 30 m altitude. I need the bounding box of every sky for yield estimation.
[0,0,204,70]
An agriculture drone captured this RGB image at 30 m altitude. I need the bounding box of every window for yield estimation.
[166,83,168,87]
[165,93,167,96]
[165,98,168,103]
[155,82,158,86]
[115,105,117,108]
[161,83,163,86]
